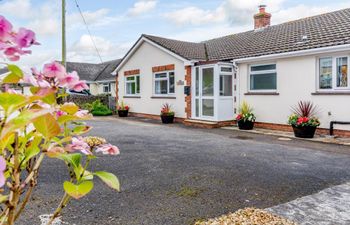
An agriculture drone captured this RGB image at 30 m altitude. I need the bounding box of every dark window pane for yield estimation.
[155,73,167,78]
[136,76,140,94]
[250,73,277,90]
[155,80,168,94]
[195,67,199,96]
[319,58,332,89]
[336,57,348,87]
[220,75,232,96]
[169,72,175,93]
[221,67,233,72]
[202,99,214,117]
[251,64,276,72]
[202,68,214,96]
[126,76,135,81]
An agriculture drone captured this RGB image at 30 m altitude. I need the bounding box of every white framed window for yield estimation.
[125,75,140,95]
[249,64,277,91]
[103,83,111,93]
[154,71,175,95]
[219,66,233,96]
[318,56,349,90]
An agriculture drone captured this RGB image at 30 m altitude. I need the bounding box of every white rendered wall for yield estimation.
[237,53,350,130]
[118,41,186,118]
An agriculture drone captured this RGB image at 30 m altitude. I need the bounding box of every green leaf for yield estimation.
[2,65,23,83]
[1,108,53,140]
[61,103,79,115]
[72,125,91,135]
[58,153,81,169]
[23,136,42,163]
[94,171,120,192]
[0,194,8,203]
[74,165,94,181]
[63,181,94,200]
[33,113,61,139]
[57,115,80,124]
[0,93,27,114]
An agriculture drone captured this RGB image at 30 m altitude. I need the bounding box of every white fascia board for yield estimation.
[96,80,116,83]
[113,36,193,74]
[233,44,350,64]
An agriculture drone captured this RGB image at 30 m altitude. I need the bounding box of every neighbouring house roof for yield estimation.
[66,59,122,82]
[140,8,350,62]
[95,59,122,81]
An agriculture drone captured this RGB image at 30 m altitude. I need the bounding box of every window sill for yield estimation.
[124,96,141,98]
[244,92,279,95]
[151,96,176,99]
[312,91,350,95]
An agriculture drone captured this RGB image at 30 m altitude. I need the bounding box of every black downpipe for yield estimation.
[330,121,350,136]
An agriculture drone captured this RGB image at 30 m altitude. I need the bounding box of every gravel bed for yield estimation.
[195,208,297,225]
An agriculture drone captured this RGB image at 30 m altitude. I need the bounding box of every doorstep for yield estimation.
[222,126,350,146]
[184,119,221,129]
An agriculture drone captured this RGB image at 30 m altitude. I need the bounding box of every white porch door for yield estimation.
[193,66,215,120]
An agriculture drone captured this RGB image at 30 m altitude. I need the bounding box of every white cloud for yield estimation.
[67,8,120,29]
[128,0,157,16]
[0,0,32,19]
[164,6,226,26]
[164,0,286,26]
[69,35,131,63]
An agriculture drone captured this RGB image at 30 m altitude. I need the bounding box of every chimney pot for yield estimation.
[254,5,271,29]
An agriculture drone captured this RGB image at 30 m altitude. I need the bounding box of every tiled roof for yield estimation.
[143,8,350,62]
[95,59,122,81]
[143,34,207,60]
[66,59,122,82]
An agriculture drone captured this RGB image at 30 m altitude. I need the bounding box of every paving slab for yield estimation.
[268,182,350,225]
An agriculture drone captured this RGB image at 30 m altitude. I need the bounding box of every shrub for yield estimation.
[236,101,256,122]
[160,103,174,116]
[288,101,320,127]
[88,100,113,116]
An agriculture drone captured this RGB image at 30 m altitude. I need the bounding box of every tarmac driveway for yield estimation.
[19,117,350,225]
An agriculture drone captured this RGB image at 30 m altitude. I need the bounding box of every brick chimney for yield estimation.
[254,5,271,29]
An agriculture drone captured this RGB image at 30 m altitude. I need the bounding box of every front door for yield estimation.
[193,66,215,120]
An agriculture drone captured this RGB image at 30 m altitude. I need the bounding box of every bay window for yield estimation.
[154,71,175,95]
[249,64,277,91]
[125,75,140,95]
[319,56,349,90]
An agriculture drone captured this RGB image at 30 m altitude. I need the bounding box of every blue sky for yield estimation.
[1,0,350,68]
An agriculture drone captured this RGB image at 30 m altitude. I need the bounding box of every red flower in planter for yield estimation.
[124,106,129,110]
[236,114,242,121]
[297,117,309,125]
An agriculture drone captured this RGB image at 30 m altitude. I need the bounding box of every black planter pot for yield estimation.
[118,110,129,117]
[237,120,254,130]
[292,125,317,138]
[161,114,175,124]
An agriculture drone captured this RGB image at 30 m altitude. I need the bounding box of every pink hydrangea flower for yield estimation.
[0,156,7,187]
[0,16,13,42]
[75,110,90,118]
[69,80,89,92]
[59,71,79,87]
[15,28,39,48]
[68,137,92,155]
[43,61,66,79]
[95,144,120,155]
[56,110,66,117]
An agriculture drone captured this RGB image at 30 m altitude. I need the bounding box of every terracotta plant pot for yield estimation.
[118,110,129,117]
[161,114,175,124]
[292,125,317,138]
[237,120,254,130]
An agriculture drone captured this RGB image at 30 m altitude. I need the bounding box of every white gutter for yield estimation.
[233,44,350,64]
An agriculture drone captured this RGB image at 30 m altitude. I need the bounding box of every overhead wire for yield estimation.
[74,0,104,63]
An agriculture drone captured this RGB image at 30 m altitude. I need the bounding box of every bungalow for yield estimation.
[114,6,350,136]
[66,59,121,96]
